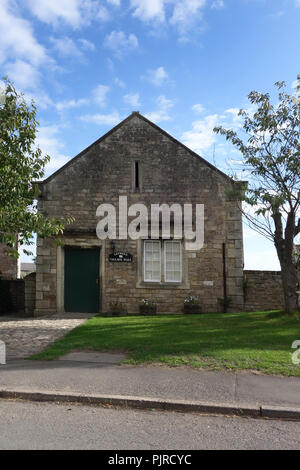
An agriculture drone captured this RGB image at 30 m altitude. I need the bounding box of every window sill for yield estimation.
[137,281,189,290]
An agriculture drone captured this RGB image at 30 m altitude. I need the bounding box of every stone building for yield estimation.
[35,112,244,316]
[0,243,20,279]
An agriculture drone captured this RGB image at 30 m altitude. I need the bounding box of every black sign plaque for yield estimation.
[109,251,133,263]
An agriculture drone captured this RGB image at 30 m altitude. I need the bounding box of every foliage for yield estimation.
[140,298,157,306]
[184,295,200,305]
[217,296,232,313]
[0,78,71,255]
[214,78,300,313]
[108,301,128,316]
[242,275,253,302]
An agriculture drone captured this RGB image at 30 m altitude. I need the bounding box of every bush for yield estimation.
[218,296,232,313]
[108,301,127,316]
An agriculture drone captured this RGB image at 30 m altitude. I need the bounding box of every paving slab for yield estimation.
[0,360,236,403]
[59,352,128,364]
[1,359,300,412]
[236,372,300,407]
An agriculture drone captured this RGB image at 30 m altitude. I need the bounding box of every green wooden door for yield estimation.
[64,247,100,313]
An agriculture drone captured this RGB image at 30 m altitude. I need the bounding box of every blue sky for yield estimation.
[0,0,299,268]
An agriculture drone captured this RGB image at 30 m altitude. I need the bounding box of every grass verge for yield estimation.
[30,311,300,376]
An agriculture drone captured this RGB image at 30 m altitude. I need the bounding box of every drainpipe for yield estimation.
[222,242,227,300]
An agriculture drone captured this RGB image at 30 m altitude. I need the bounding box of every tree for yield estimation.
[214,78,300,314]
[0,78,69,256]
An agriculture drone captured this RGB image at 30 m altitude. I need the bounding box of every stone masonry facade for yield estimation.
[35,113,244,315]
[0,243,19,279]
[243,270,285,312]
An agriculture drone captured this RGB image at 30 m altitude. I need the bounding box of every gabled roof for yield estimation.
[41,111,236,185]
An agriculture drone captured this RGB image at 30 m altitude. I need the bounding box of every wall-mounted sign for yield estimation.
[109,252,133,263]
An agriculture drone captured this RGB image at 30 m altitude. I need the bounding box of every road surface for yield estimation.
[0,400,299,450]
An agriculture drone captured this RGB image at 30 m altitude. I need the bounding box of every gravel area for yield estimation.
[0,313,93,358]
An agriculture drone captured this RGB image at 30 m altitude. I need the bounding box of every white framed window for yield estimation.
[164,240,182,283]
[143,240,182,283]
[144,240,161,282]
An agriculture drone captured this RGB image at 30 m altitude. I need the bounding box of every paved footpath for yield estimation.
[0,313,93,358]
[1,356,300,416]
[1,315,300,419]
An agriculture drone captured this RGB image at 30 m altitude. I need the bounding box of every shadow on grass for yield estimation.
[27,311,300,376]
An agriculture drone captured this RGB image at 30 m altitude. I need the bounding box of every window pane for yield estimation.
[165,243,172,254]
[164,241,181,282]
[144,241,161,282]
[153,241,160,249]
[173,244,180,254]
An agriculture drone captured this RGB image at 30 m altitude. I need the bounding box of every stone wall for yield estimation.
[0,279,25,315]
[9,280,25,314]
[24,273,36,317]
[35,113,244,315]
[0,274,36,316]
[243,270,285,312]
[0,243,19,279]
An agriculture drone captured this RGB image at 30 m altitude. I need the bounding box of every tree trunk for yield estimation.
[280,261,298,313]
[273,211,299,314]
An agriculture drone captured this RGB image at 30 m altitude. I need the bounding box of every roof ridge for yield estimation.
[41,112,235,185]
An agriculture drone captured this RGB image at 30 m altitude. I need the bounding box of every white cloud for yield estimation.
[107,58,114,71]
[144,66,169,86]
[107,0,120,5]
[80,112,121,126]
[123,93,140,107]
[171,0,207,41]
[130,0,166,22]
[115,77,126,88]
[181,114,219,153]
[36,125,70,175]
[24,91,54,110]
[145,95,175,123]
[50,36,82,57]
[55,84,110,114]
[56,98,89,112]
[0,0,47,67]
[96,4,110,21]
[225,108,243,127]
[93,84,110,107]
[211,0,224,9]
[27,0,82,27]
[171,0,206,28]
[26,0,107,28]
[51,36,96,58]
[104,30,139,57]
[192,103,205,113]
[5,60,41,89]
[295,0,300,7]
[130,0,207,39]
[78,38,96,51]
[182,105,251,155]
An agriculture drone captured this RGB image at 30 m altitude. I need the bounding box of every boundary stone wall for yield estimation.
[243,270,285,312]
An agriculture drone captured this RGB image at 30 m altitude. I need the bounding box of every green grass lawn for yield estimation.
[30,311,300,376]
